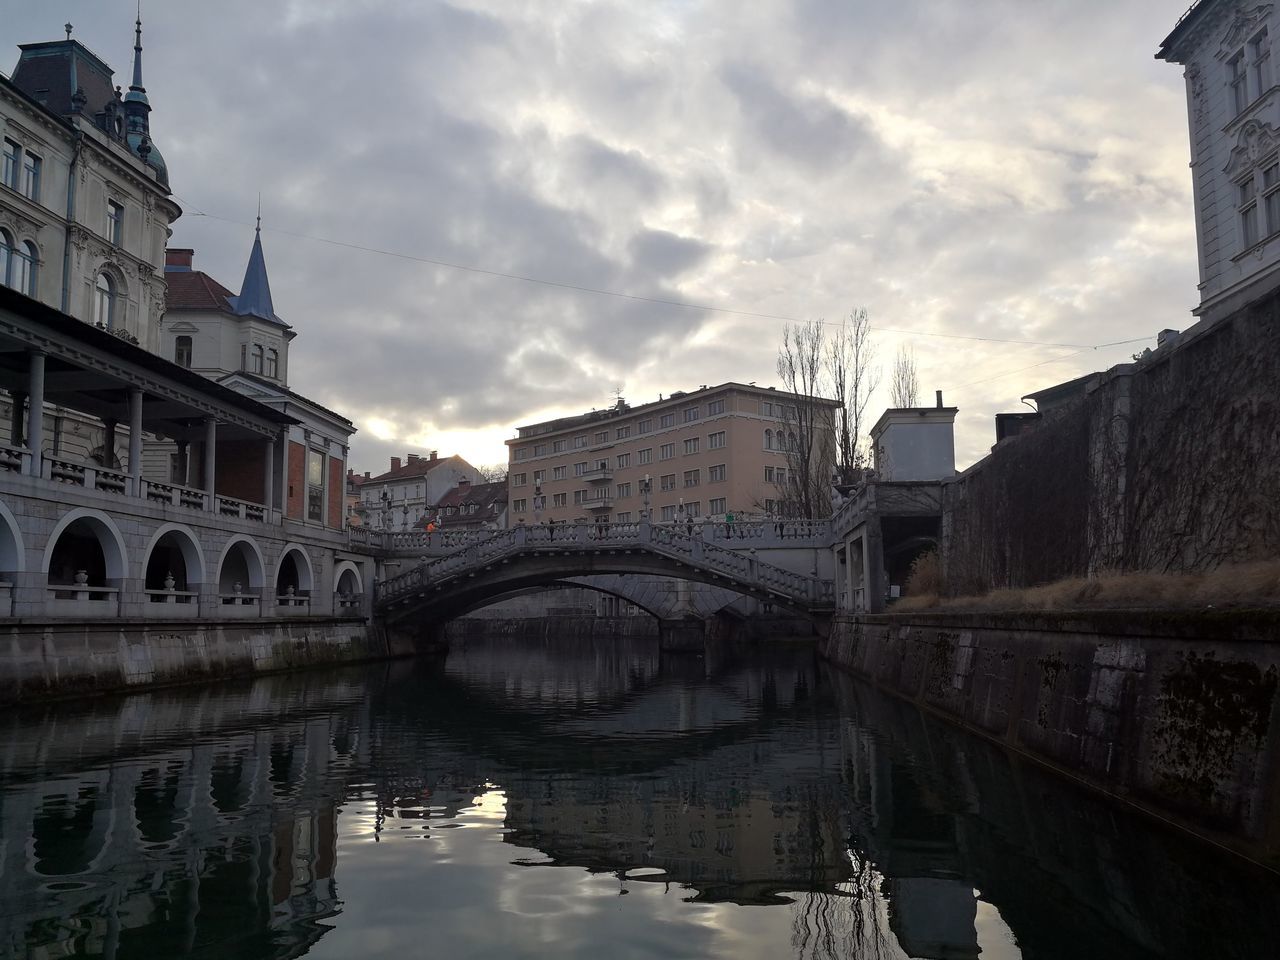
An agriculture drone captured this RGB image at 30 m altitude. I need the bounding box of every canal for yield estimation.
[1,633,1276,959]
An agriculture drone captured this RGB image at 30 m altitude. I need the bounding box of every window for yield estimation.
[683,437,699,455]
[266,348,279,379]
[512,498,527,512]
[175,335,193,368]
[616,425,631,439]
[307,449,325,522]
[659,443,674,460]
[765,498,777,514]
[513,473,527,486]
[240,344,247,370]
[709,463,726,482]
[594,431,608,444]
[708,399,725,415]
[616,482,632,498]
[252,344,264,373]
[11,240,36,296]
[1254,29,1272,95]
[638,447,652,464]
[617,453,631,468]
[660,413,675,428]
[709,431,726,449]
[764,428,775,450]
[574,435,588,448]
[533,469,546,483]
[777,467,787,485]
[20,152,40,202]
[94,272,117,328]
[574,461,588,476]
[0,231,9,288]
[573,490,585,505]
[683,469,700,487]
[761,400,780,417]
[683,407,699,422]
[764,465,776,483]
[553,465,567,480]
[1,140,17,189]
[616,512,632,522]
[553,492,567,507]
[660,473,676,491]
[553,439,566,453]
[107,200,124,245]
[533,443,547,456]
[1231,52,1250,116]
[661,504,677,521]
[710,497,727,514]
[515,447,529,460]
[637,419,652,434]
[685,501,701,517]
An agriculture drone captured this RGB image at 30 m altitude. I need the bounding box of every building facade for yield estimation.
[1159,1,1280,320]
[354,452,479,531]
[433,479,508,531]
[505,383,840,525]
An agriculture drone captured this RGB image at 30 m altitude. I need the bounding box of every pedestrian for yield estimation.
[725,510,735,538]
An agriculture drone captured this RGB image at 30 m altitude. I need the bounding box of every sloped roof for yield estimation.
[367,455,462,484]
[218,371,355,429]
[164,269,235,312]
[434,479,507,510]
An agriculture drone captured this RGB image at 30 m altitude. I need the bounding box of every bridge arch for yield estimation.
[42,508,128,586]
[452,579,665,620]
[215,536,265,595]
[141,523,205,594]
[0,498,25,574]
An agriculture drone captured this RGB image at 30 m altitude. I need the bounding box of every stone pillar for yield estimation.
[26,351,44,476]
[865,516,886,614]
[203,418,217,511]
[175,439,189,486]
[9,391,25,447]
[128,389,143,494]
[263,437,276,523]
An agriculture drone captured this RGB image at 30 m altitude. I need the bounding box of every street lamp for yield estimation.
[640,473,651,521]
[533,482,544,525]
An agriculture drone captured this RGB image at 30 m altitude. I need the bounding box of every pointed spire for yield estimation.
[228,215,280,324]
[130,3,146,97]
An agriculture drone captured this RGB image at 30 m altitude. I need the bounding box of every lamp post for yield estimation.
[640,473,651,521]
[533,482,544,525]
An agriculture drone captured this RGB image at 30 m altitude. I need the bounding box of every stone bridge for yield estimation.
[375,521,836,642]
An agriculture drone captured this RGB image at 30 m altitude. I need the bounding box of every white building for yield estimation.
[1159,1,1280,321]
[354,452,479,532]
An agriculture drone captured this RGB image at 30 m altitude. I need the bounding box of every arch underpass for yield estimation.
[375,522,835,637]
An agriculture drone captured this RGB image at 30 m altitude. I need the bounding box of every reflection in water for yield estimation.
[0,635,1276,959]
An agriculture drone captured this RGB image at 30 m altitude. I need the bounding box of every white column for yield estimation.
[203,418,217,511]
[128,388,143,495]
[26,351,44,477]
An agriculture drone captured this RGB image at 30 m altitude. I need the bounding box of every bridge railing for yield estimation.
[377,521,834,608]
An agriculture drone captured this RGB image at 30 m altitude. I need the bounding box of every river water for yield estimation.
[0,633,1276,959]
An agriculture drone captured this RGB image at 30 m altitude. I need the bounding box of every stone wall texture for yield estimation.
[941,295,1280,594]
[820,612,1280,869]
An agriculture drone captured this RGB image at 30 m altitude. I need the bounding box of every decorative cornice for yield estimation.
[1218,3,1274,58]
[1224,118,1280,174]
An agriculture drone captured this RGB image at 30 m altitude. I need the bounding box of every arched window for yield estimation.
[94,272,116,329]
[764,429,774,451]
[252,344,264,374]
[174,336,193,368]
[15,241,36,295]
[266,348,278,379]
[0,229,12,288]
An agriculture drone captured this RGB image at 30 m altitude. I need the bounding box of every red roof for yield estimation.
[165,270,236,312]
[366,456,455,484]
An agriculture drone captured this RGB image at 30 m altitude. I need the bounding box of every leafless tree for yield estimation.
[776,321,834,519]
[472,463,508,483]
[827,308,878,482]
[889,344,919,408]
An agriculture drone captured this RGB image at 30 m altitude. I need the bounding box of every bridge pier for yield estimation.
[657,617,706,652]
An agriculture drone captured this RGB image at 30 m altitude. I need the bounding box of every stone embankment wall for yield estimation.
[0,618,388,704]
[820,612,1280,868]
[942,294,1280,594]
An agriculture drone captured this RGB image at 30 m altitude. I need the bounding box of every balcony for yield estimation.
[583,495,614,511]
[580,465,613,482]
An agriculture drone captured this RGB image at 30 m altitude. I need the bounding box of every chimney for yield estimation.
[935,390,944,409]
[364,471,370,479]
[458,478,470,488]
[390,457,401,471]
[407,453,421,463]
[165,248,194,269]
[429,450,438,461]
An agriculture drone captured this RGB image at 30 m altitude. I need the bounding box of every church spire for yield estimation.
[228,214,280,324]
[127,3,148,106]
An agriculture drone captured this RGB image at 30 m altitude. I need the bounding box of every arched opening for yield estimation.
[94,271,117,328]
[334,561,363,613]
[143,526,204,605]
[275,547,313,607]
[217,537,264,607]
[45,513,126,603]
[0,229,11,287]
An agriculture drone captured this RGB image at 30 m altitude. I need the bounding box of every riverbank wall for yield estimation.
[819,610,1280,869]
[0,618,387,704]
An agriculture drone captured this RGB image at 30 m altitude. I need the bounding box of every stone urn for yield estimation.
[74,569,89,585]
[233,580,243,595]
[163,572,176,591]
[285,585,296,597]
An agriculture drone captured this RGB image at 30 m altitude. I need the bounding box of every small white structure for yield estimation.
[870,397,957,483]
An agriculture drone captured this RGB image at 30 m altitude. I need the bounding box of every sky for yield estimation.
[3,1,1199,474]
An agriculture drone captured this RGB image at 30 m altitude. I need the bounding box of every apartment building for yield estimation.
[506,382,839,524]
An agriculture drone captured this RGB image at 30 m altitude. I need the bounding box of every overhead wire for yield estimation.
[171,196,1161,355]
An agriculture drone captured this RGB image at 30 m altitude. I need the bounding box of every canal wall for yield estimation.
[0,617,388,704]
[820,611,1280,868]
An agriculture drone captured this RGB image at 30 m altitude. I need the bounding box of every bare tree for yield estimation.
[827,308,878,482]
[472,463,509,483]
[889,344,919,408]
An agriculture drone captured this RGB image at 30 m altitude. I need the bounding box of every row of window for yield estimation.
[1238,157,1280,249]
[763,429,797,452]
[2,138,40,202]
[1229,27,1272,118]
[511,496,736,520]
[513,400,757,460]
[0,229,37,296]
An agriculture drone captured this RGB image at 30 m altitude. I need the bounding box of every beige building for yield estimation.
[506,382,840,524]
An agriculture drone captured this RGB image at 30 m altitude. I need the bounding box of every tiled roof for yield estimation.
[366,456,457,484]
[164,270,235,312]
[222,372,355,428]
[434,480,507,510]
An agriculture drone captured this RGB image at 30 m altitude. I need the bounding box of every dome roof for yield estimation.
[126,131,169,189]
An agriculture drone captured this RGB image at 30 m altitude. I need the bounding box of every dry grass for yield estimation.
[892,560,1280,613]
